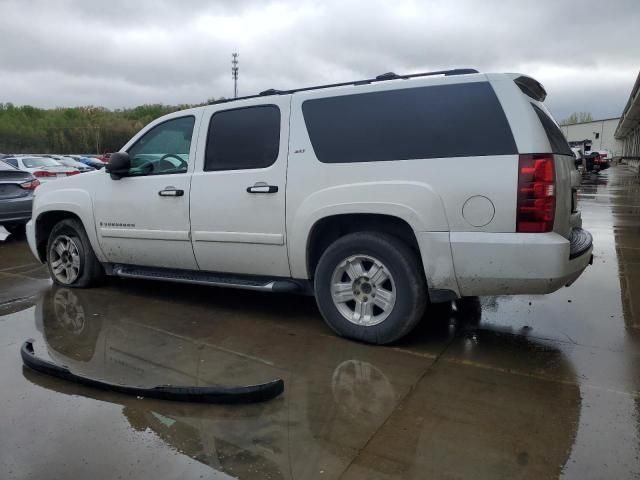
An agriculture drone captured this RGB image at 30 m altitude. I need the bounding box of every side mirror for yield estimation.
[105,152,130,180]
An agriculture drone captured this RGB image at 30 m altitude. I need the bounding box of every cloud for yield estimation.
[0,0,638,120]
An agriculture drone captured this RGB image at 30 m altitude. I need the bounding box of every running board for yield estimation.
[112,265,301,293]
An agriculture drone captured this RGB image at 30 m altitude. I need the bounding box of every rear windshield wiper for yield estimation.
[21,339,284,404]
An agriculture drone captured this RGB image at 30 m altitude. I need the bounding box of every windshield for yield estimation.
[22,157,61,168]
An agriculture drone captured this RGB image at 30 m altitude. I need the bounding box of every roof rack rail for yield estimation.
[259,88,283,96]
[209,68,479,106]
[376,72,404,80]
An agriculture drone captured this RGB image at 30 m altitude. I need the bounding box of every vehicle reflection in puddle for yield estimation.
[19,285,582,479]
[331,359,396,420]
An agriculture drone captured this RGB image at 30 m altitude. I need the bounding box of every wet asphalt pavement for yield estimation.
[1,164,639,480]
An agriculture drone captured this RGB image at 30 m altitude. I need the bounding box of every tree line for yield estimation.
[559,111,593,126]
[0,102,208,155]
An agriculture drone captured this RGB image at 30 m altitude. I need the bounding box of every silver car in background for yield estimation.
[2,156,79,182]
[48,155,95,173]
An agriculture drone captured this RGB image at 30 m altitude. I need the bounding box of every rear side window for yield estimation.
[205,105,280,171]
[1,159,17,169]
[531,104,573,156]
[302,82,517,163]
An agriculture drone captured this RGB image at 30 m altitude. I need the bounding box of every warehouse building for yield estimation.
[560,117,623,158]
[615,70,640,170]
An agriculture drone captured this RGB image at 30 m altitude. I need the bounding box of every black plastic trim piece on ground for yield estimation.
[21,339,284,404]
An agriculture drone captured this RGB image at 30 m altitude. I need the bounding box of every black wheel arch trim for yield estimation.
[428,288,458,303]
[35,210,85,263]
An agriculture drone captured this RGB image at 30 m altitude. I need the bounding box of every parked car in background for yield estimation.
[49,156,95,173]
[2,156,79,182]
[584,151,610,172]
[72,156,105,170]
[596,151,611,170]
[95,153,111,163]
[0,159,39,234]
[571,147,584,169]
[595,154,611,171]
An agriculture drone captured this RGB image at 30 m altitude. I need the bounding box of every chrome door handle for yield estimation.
[247,182,278,194]
[158,187,184,197]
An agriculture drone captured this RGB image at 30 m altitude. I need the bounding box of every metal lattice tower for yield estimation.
[231,53,239,98]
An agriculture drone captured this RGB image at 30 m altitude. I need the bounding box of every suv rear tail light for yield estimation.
[32,171,56,178]
[20,179,41,190]
[66,171,80,176]
[517,154,555,233]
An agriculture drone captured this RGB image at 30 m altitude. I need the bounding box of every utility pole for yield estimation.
[231,52,239,98]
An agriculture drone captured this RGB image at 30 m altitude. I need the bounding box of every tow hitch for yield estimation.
[21,339,284,404]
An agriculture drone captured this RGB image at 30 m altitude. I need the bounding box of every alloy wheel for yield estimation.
[49,235,81,285]
[330,254,396,326]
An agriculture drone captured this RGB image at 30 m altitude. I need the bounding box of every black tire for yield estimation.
[46,218,104,288]
[314,232,427,344]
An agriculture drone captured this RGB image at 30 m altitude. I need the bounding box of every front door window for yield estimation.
[126,116,195,176]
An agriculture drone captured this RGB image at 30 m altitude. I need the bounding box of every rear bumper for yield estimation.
[0,196,32,224]
[450,229,593,296]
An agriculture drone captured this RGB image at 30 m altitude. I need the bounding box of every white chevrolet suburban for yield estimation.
[26,69,593,344]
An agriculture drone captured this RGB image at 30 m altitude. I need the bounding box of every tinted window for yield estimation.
[302,82,516,163]
[531,104,573,156]
[127,116,195,176]
[1,159,17,169]
[22,157,60,168]
[205,106,280,171]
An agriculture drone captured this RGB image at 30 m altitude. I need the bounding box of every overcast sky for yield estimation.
[1,0,638,121]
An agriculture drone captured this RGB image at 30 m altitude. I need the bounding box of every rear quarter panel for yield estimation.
[287,75,520,280]
[489,74,576,238]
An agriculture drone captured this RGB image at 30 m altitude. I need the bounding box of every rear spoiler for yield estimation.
[514,75,547,102]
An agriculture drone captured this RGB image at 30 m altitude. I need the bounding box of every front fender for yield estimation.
[33,188,106,262]
[287,181,449,279]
